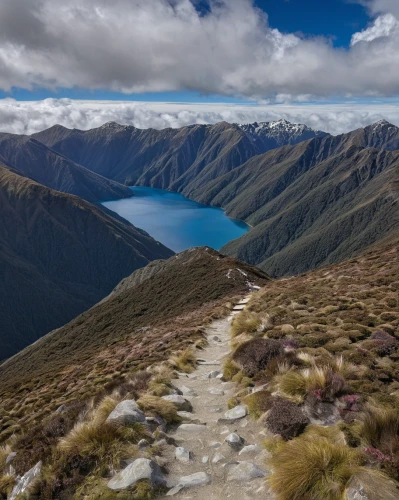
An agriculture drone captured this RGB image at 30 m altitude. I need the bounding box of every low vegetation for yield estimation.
[224,239,399,497]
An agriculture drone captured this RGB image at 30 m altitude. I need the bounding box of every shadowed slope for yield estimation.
[0,166,173,359]
[0,133,133,202]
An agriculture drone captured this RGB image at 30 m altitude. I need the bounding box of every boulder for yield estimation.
[238,445,261,456]
[219,405,248,423]
[212,453,225,464]
[175,447,192,464]
[226,462,267,482]
[225,433,245,451]
[207,370,221,379]
[107,400,146,426]
[162,395,193,412]
[167,472,211,496]
[180,385,198,397]
[107,458,166,490]
[9,461,42,500]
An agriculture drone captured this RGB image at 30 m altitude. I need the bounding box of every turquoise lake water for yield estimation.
[102,187,250,252]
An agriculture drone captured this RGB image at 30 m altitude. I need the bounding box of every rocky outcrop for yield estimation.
[107,458,166,490]
[106,400,146,426]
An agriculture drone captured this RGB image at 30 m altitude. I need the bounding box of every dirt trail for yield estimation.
[161,297,275,499]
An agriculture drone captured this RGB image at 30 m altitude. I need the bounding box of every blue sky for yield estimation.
[0,0,376,103]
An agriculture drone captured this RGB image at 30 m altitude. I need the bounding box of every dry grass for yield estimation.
[58,420,144,473]
[268,426,363,499]
[231,311,266,338]
[137,395,181,425]
[168,348,197,373]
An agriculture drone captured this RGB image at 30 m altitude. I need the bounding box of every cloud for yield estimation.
[351,13,398,45]
[0,0,398,99]
[357,0,399,18]
[1,98,399,136]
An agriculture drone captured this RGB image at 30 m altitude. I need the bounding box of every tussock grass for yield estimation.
[360,405,399,451]
[58,420,143,472]
[268,426,363,499]
[231,310,265,338]
[137,395,181,425]
[168,348,196,373]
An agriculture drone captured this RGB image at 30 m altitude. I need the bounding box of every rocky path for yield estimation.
[161,297,274,499]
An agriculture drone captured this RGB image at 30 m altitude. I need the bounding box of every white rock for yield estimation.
[202,456,209,464]
[212,453,225,464]
[238,445,261,456]
[108,458,165,490]
[167,472,211,496]
[221,405,248,422]
[225,433,245,451]
[177,411,197,420]
[107,400,146,426]
[207,370,221,379]
[226,462,267,482]
[9,461,42,500]
[175,447,192,464]
[162,395,193,412]
[180,385,198,397]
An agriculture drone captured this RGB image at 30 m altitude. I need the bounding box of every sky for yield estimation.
[1,0,399,134]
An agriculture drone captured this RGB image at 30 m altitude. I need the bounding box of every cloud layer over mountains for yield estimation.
[0,0,399,100]
[1,98,399,136]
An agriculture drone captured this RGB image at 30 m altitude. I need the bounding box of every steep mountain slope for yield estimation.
[219,132,399,276]
[32,120,326,200]
[0,166,173,360]
[0,247,269,413]
[0,133,133,202]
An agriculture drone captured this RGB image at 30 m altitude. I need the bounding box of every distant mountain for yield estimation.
[32,120,327,200]
[0,165,173,360]
[32,119,399,277]
[220,129,399,275]
[238,119,328,151]
[347,120,399,151]
[0,133,133,202]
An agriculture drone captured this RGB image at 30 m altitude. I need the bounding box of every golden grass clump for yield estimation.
[168,348,196,373]
[231,310,265,338]
[137,395,181,425]
[223,358,241,381]
[360,405,399,451]
[273,366,327,403]
[58,420,143,472]
[268,426,363,500]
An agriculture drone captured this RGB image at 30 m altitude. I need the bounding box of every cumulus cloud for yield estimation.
[0,0,398,99]
[0,98,398,136]
[351,13,398,45]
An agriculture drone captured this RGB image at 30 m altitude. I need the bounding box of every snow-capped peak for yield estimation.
[237,119,327,149]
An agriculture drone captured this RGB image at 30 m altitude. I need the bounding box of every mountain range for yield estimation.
[33,118,399,276]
